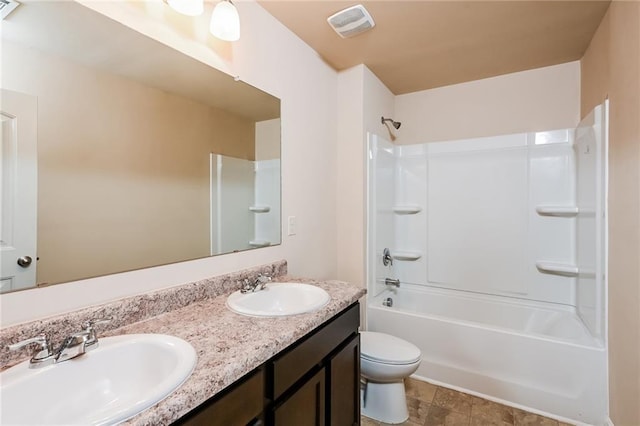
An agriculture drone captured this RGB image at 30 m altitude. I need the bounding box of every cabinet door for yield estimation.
[274,368,325,426]
[176,369,264,426]
[329,334,360,426]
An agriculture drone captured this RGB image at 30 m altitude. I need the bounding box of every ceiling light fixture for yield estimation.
[209,0,240,42]
[167,0,240,41]
[167,0,203,17]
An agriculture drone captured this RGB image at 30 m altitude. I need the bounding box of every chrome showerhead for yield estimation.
[381,116,401,129]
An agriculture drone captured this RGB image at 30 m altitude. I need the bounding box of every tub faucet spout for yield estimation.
[385,278,400,288]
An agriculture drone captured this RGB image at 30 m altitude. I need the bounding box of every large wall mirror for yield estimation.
[0,1,281,294]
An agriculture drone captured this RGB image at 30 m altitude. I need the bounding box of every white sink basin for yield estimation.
[0,334,197,425]
[226,282,330,317]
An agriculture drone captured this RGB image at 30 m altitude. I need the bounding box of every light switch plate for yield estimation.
[287,216,296,236]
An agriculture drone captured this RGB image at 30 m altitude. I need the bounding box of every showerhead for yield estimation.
[381,116,401,130]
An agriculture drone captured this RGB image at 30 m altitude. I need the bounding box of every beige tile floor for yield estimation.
[361,378,573,426]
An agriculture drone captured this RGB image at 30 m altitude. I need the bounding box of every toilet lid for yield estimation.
[360,331,421,365]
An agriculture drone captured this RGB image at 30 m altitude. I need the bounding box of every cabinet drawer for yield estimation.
[270,303,359,399]
[176,368,264,426]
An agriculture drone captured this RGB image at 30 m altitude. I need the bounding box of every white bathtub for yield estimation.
[367,286,607,425]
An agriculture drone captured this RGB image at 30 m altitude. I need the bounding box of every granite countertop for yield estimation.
[116,277,366,425]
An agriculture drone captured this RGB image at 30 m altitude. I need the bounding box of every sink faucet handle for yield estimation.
[256,274,271,283]
[241,278,252,292]
[81,318,112,347]
[7,333,53,360]
[255,274,271,290]
[81,318,112,330]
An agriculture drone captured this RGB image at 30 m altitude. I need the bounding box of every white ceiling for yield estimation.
[258,0,611,94]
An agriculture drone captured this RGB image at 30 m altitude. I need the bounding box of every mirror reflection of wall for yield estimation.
[0,2,281,293]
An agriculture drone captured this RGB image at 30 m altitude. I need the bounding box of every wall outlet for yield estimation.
[287,216,296,236]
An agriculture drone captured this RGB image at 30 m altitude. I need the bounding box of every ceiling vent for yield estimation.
[327,4,375,38]
[0,0,19,20]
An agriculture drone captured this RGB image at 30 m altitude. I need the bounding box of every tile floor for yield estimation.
[361,378,572,426]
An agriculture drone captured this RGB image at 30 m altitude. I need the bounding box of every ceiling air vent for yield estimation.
[327,4,375,39]
[0,0,20,20]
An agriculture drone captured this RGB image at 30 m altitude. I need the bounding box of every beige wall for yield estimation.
[336,65,364,287]
[3,40,255,286]
[395,61,581,145]
[255,119,281,161]
[581,2,640,424]
[336,65,394,289]
[1,0,338,325]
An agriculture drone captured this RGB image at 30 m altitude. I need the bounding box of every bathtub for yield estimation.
[367,286,607,425]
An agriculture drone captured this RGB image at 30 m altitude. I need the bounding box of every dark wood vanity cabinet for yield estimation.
[175,302,360,426]
[271,334,360,426]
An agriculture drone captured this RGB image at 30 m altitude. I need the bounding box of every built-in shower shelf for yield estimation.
[249,206,271,213]
[391,251,422,261]
[535,262,579,277]
[392,206,422,215]
[535,205,578,217]
[249,240,271,248]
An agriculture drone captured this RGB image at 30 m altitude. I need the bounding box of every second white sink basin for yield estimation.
[227,282,330,317]
[0,334,197,425]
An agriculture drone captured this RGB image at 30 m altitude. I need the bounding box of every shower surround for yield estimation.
[366,104,608,424]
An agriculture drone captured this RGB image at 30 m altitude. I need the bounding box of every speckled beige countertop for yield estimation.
[120,277,365,425]
[0,261,365,426]
[115,276,364,425]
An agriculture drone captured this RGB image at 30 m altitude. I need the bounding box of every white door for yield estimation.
[0,89,37,292]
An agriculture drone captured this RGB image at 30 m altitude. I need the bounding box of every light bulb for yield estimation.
[210,0,240,41]
[167,0,203,16]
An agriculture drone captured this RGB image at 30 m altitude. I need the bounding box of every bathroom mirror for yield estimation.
[0,1,281,293]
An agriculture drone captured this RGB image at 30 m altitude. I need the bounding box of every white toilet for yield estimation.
[360,331,422,424]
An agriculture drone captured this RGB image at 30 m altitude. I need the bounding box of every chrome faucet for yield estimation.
[7,333,54,368]
[56,319,110,362]
[241,274,271,293]
[7,318,111,368]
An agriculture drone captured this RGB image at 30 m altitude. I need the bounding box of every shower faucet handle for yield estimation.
[382,248,393,266]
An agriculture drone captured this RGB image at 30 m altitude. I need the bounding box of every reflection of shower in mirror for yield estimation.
[210,153,281,255]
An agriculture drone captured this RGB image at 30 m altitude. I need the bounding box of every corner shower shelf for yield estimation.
[391,251,422,261]
[392,206,422,215]
[249,206,271,213]
[535,262,579,277]
[249,240,271,248]
[535,205,579,217]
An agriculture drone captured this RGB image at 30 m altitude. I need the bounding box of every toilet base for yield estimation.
[361,380,409,424]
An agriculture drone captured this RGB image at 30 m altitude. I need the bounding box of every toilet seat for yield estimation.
[361,331,421,365]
